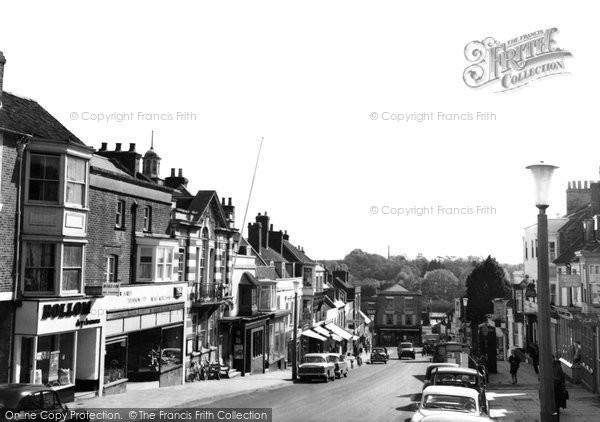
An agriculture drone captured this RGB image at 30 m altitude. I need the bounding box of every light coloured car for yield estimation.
[327,353,349,378]
[399,342,416,360]
[409,385,492,422]
[297,353,336,383]
[422,363,460,390]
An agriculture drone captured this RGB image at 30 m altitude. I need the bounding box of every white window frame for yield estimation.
[22,240,85,296]
[106,255,117,282]
[115,200,125,229]
[143,206,152,232]
[136,239,178,283]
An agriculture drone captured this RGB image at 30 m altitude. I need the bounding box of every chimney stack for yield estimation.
[95,142,142,176]
[164,167,189,189]
[223,197,235,228]
[0,51,5,108]
[255,212,270,249]
[248,221,262,252]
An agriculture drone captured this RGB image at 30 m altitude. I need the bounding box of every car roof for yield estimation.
[422,385,480,399]
[427,363,460,369]
[434,367,480,375]
[420,415,493,422]
[304,353,328,357]
[0,384,53,406]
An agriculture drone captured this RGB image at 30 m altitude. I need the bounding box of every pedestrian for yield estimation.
[530,345,539,375]
[553,356,568,415]
[508,349,521,384]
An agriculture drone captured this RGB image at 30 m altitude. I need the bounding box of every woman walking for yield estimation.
[509,349,521,384]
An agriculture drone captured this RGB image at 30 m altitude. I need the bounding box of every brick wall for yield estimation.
[0,133,17,383]
[86,182,172,287]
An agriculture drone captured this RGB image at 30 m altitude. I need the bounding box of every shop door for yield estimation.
[250,328,264,374]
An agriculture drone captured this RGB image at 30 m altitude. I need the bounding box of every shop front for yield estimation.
[267,311,291,370]
[13,297,106,403]
[220,314,270,375]
[102,282,187,394]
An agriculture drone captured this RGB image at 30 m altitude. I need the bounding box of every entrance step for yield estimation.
[226,369,241,378]
[74,391,97,400]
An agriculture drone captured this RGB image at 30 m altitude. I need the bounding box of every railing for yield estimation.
[193,283,227,303]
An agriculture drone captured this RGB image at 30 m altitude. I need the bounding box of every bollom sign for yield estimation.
[463,28,572,92]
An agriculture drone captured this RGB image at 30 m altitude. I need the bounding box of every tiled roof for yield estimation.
[90,155,131,177]
[259,246,287,264]
[283,240,315,263]
[256,266,277,280]
[0,92,85,145]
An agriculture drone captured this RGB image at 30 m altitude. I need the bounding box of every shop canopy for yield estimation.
[359,310,372,325]
[313,325,332,338]
[325,322,354,341]
[301,330,327,341]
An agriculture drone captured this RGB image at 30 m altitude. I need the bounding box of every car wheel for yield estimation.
[344,370,348,377]
[331,371,335,381]
[324,375,328,383]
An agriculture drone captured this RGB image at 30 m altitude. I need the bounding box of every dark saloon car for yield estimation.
[327,353,349,378]
[370,347,389,364]
[0,384,84,421]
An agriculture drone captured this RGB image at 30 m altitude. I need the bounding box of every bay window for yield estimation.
[27,153,89,206]
[136,242,177,282]
[23,242,84,295]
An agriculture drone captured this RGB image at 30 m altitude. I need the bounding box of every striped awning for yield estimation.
[301,330,326,341]
[313,325,332,338]
[325,323,354,341]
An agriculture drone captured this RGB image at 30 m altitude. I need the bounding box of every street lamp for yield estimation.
[462,297,469,344]
[526,162,558,422]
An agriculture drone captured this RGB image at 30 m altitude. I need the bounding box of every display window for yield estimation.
[105,337,127,384]
[20,333,75,387]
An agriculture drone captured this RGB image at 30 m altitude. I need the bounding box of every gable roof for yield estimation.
[283,240,315,264]
[0,92,85,146]
[384,284,409,292]
[186,190,228,227]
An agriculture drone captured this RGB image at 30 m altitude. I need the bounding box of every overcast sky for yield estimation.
[1,1,598,264]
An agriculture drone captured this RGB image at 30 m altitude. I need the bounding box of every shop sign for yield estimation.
[41,301,92,320]
[102,282,120,296]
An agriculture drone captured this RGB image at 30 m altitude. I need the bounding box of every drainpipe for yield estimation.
[9,134,32,382]
[130,201,138,284]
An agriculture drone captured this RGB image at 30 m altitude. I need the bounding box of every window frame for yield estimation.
[115,200,126,229]
[135,241,178,283]
[106,255,118,283]
[65,155,87,207]
[143,206,152,232]
[27,153,61,204]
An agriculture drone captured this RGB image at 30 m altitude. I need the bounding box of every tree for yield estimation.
[465,256,510,353]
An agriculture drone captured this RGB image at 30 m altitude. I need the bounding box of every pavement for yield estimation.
[487,357,600,421]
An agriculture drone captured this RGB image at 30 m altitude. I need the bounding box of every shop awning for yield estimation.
[325,323,354,341]
[313,325,332,338]
[301,330,327,341]
[359,310,372,324]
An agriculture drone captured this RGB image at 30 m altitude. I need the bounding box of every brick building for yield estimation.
[374,284,423,346]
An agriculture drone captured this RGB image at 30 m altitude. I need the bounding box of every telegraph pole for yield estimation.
[292,291,298,380]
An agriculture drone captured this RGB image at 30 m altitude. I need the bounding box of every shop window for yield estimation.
[106,255,118,282]
[62,245,83,291]
[24,243,55,293]
[65,156,86,206]
[115,200,125,228]
[143,206,152,232]
[28,154,60,202]
[105,338,127,384]
[161,326,182,371]
[28,333,75,387]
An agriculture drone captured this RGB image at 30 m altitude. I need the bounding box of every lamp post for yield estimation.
[462,297,469,344]
[526,162,558,422]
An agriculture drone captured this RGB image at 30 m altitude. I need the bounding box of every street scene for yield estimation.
[2,2,600,422]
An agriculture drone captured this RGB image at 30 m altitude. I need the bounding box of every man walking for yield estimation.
[530,344,539,375]
[509,349,521,384]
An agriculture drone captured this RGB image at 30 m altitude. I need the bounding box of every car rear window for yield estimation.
[303,356,325,363]
[401,343,412,348]
[422,394,477,412]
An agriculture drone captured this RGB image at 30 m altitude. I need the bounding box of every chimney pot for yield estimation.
[264,211,268,216]
[228,197,232,206]
[222,197,226,205]
[170,168,175,177]
[100,142,108,151]
[129,143,136,152]
[115,143,122,151]
[178,168,183,177]
[258,212,262,216]
[270,224,274,231]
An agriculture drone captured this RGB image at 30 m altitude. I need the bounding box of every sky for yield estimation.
[1,1,598,264]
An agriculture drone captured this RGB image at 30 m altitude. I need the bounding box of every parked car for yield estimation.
[422,363,460,390]
[408,385,492,422]
[327,353,349,378]
[297,353,336,383]
[370,347,389,364]
[0,384,86,421]
[430,367,487,395]
[399,342,416,360]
